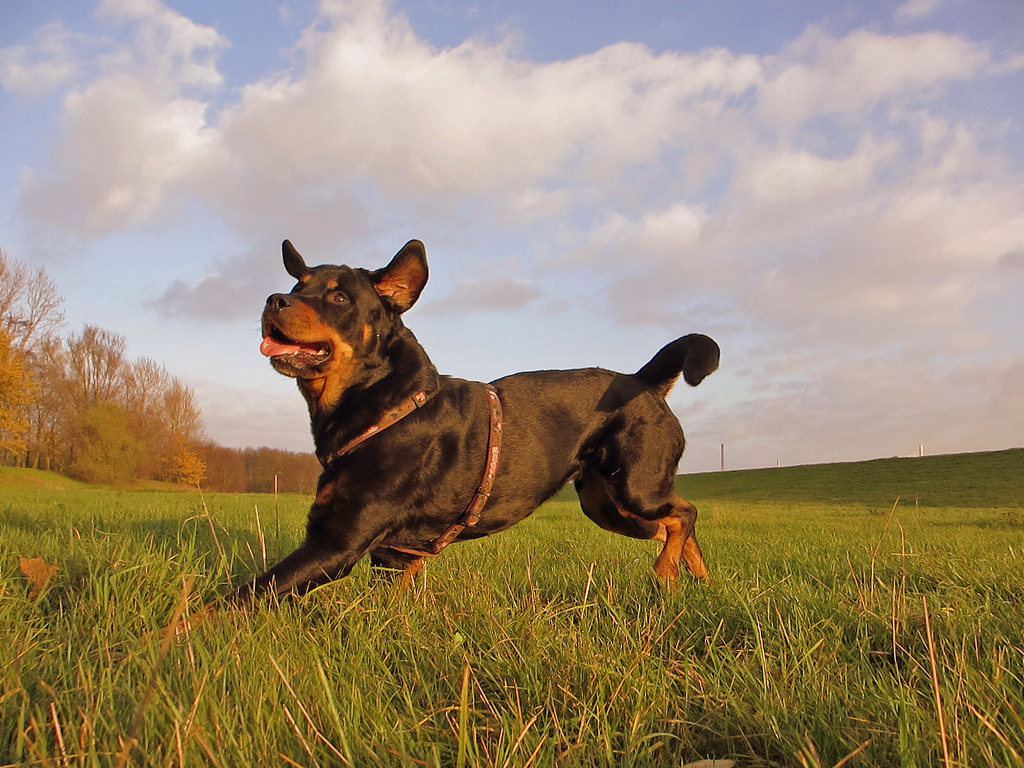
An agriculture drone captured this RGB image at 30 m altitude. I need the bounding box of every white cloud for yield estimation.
[21,81,217,234]
[420,277,541,314]
[16,0,225,236]
[19,1,1020,259]
[895,0,940,23]
[578,202,708,264]
[760,26,998,129]
[206,7,761,212]
[738,136,895,207]
[95,0,226,89]
[0,22,83,95]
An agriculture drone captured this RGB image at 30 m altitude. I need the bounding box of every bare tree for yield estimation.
[163,377,206,446]
[122,357,174,476]
[0,249,65,352]
[0,250,64,465]
[162,376,207,484]
[63,325,128,414]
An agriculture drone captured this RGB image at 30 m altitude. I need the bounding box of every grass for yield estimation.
[0,466,194,493]
[0,467,89,491]
[1,457,1023,767]
[675,448,1024,508]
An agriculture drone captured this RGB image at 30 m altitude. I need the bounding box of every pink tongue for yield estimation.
[261,336,310,357]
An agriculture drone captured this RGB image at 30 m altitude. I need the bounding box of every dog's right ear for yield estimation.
[282,240,311,282]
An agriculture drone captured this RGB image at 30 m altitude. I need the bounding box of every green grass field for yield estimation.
[678,448,1024,508]
[2,451,1022,767]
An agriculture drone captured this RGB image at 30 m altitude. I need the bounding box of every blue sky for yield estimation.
[2,0,1022,472]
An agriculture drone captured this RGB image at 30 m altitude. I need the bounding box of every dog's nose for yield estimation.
[266,293,291,311]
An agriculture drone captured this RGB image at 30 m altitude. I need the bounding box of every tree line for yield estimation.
[1,249,320,493]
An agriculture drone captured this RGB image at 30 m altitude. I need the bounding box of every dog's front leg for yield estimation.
[223,540,362,606]
[166,541,364,635]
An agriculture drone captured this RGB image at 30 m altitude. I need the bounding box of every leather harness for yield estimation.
[320,385,503,559]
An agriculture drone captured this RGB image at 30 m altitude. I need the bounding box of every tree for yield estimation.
[196,441,247,492]
[2,249,215,482]
[242,446,321,493]
[63,325,127,413]
[35,325,128,473]
[70,403,144,483]
[121,357,174,478]
[163,378,206,446]
[0,249,64,466]
[170,440,206,487]
[0,329,35,458]
[0,249,65,351]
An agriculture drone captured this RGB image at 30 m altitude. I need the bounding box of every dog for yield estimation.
[225,239,719,605]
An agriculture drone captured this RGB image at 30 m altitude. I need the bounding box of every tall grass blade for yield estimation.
[922,596,952,768]
[457,661,472,768]
[115,574,195,768]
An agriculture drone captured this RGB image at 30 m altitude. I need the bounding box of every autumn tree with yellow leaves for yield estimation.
[1,249,207,485]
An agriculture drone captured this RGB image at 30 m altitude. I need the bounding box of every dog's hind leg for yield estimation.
[649,497,708,582]
[575,462,709,582]
[594,453,709,584]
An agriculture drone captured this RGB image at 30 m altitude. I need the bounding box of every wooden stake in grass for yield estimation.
[274,473,281,563]
[255,504,267,571]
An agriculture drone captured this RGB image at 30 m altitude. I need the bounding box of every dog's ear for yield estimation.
[282,240,311,282]
[372,240,428,313]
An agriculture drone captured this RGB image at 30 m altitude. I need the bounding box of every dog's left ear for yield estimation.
[372,240,428,313]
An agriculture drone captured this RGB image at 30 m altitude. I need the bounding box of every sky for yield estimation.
[1,0,1022,473]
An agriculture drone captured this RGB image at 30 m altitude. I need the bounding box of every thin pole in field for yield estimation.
[274,473,281,563]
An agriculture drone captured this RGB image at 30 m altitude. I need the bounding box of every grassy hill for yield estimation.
[677,448,1023,508]
[0,466,90,490]
[550,448,1023,508]
[0,465,190,492]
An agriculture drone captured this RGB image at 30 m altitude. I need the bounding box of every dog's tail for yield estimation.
[633,334,720,397]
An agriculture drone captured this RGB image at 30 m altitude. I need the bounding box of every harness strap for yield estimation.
[320,390,429,468]
[389,384,503,558]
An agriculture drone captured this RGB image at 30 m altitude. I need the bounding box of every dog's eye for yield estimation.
[327,291,349,305]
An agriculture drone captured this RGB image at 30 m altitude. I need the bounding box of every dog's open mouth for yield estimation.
[260,326,333,364]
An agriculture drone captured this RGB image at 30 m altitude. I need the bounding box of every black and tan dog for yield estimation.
[226,239,719,605]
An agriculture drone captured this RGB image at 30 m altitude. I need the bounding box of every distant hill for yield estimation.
[0,466,188,492]
[0,466,91,491]
[551,448,1023,508]
[7,448,1022,509]
[676,448,1023,508]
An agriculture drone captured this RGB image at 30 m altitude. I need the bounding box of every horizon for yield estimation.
[682,444,1024,475]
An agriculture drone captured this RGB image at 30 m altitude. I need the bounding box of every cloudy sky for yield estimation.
[2,0,1022,473]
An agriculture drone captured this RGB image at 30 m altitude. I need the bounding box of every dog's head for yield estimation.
[260,240,428,408]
